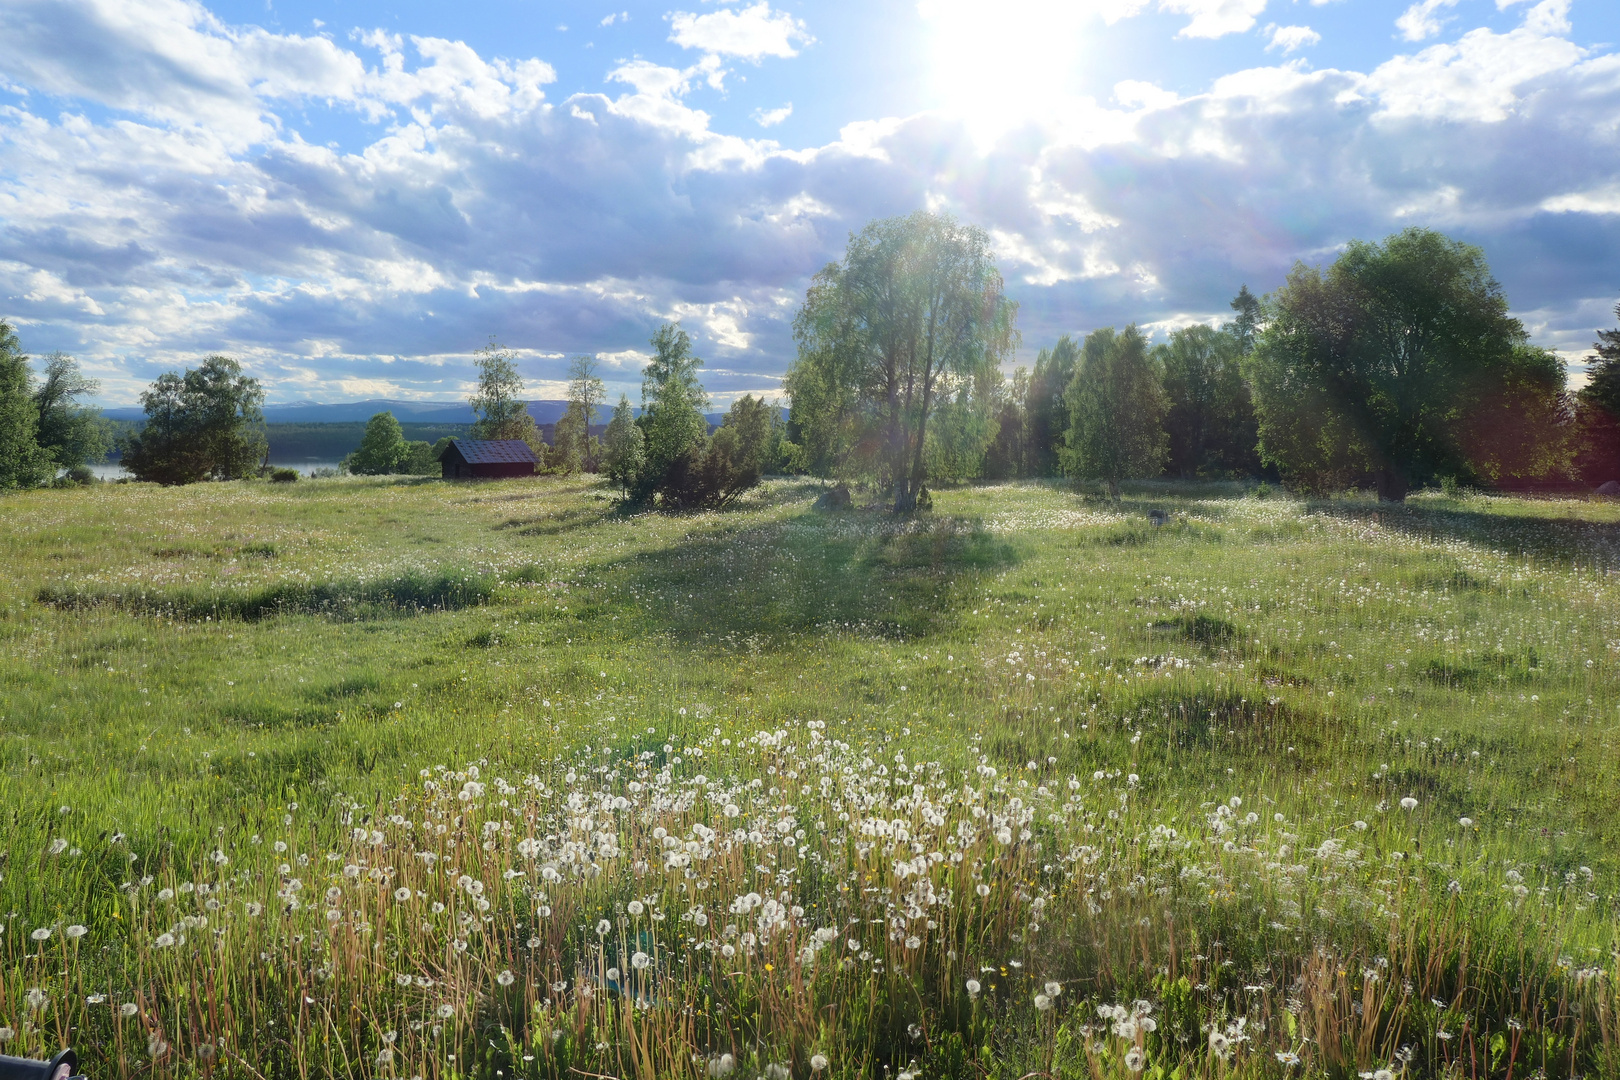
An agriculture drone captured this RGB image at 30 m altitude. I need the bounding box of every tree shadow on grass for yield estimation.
[597,506,1022,646]
[1308,498,1620,569]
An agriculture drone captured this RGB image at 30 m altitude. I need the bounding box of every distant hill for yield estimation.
[101,398,776,427]
[100,399,577,425]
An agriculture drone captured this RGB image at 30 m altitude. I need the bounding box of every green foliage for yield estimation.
[638,325,709,483]
[1459,343,1573,485]
[1575,300,1620,483]
[628,324,711,505]
[345,411,410,474]
[120,354,268,484]
[1248,228,1540,501]
[601,394,645,492]
[980,366,1030,480]
[1026,335,1079,476]
[0,320,53,490]
[1062,325,1169,499]
[33,351,111,471]
[399,440,438,474]
[657,394,779,510]
[552,355,605,474]
[785,210,1018,510]
[269,467,299,483]
[1156,324,1259,479]
[925,372,1002,483]
[1581,299,1620,420]
[469,338,545,462]
[1227,284,1262,355]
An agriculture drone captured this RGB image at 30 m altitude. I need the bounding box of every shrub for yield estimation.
[270,467,299,483]
[644,395,776,510]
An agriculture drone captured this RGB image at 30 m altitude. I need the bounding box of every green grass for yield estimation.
[1,475,1617,1079]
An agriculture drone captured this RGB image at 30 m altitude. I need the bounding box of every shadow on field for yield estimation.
[1312,500,1620,568]
[601,506,1020,644]
[35,568,495,622]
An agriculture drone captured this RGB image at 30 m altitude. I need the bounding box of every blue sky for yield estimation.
[1,0,1617,406]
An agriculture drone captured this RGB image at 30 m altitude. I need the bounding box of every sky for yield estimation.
[0,0,1617,407]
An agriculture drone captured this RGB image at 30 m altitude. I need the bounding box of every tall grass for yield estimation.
[0,475,1616,1077]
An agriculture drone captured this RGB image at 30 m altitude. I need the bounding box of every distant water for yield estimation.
[85,461,346,481]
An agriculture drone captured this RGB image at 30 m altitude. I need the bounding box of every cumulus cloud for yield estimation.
[0,0,1615,404]
[1266,24,1321,53]
[1159,0,1271,39]
[1395,0,1462,42]
[668,3,812,62]
[1366,0,1583,122]
[753,103,793,127]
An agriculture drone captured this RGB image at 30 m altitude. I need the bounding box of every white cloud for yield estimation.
[1541,185,1620,215]
[600,12,628,27]
[753,103,793,127]
[1368,0,1583,122]
[1266,24,1321,53]
[1395,0,1462,42]
[668,3,811,62]
[1114,81,1180,111]
[0,0,1617,405]
[1160,0,1271,39]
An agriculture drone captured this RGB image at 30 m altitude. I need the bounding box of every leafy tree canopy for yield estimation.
[0,322,54,490]
[1061,325,1169,499]
[633,324,710,502]
[347,411,410,475]
[1248,228,1533,500]
[121,355,266,485]
[469,339,544,465]
[1156,324,1258,479]
[554,354,605,474]
[785,211,1017,510]
[1580,299,1620,420]
[34,351,110,472]
[601,394,645,493]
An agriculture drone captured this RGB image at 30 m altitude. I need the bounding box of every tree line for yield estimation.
[783,214,1612,506]
[4,213,1617,503]
[339,327,785,509]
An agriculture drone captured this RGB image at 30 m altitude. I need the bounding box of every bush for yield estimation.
[644,395,776,510]
[270,468,298,483]
[66,465,96,485]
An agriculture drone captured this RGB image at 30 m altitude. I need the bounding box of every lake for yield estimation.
[84,461,347,480]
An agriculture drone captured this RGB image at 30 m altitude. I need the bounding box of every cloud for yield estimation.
[1395,0,1462,42]
[1266,24,1321,53]
[1159,0,1271,38]
[668,3,812,62]
[1541,186,1620,215]
[1366,0,1583,122]
[1113,81,1180,111]
[0,0,1616,405]
[753,103,793,127]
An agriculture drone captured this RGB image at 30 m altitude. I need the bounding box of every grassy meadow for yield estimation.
[1,475,1618,1079]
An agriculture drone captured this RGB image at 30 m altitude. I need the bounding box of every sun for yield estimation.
[917,0,1121,143]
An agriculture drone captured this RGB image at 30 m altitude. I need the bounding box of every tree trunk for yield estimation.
[1107,477,1121,502]
[893,476,915,512]
[1374,466,1408,502]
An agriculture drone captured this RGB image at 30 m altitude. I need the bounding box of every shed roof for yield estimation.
[439,439,539,465]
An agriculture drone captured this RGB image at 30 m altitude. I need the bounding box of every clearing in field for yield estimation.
[1,476,1618,1079]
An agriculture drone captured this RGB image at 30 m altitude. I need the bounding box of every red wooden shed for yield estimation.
[437,439,539,479]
